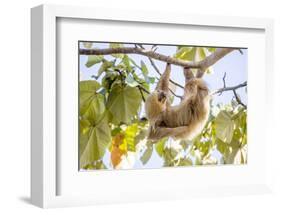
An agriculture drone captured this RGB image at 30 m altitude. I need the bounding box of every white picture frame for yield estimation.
[31,4,274,208]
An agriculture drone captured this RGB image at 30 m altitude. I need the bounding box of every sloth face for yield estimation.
[157,90,168,103]
[187,78,210,97]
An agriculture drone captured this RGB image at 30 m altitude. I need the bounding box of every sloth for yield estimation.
[145,63,210,141]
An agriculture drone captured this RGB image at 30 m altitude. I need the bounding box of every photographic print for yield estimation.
[79,42,247,170]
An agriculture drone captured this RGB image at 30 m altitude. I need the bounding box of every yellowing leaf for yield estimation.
[111,147,126,168]
[123,124,138,152]
[110,133,126,168]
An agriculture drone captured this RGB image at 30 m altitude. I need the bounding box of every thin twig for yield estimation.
[138,86,146,102]
[237,49,244,55]
[218,72,227,96]
[169,88,183,100]
[233,90,247,109]
[137,84,150,94]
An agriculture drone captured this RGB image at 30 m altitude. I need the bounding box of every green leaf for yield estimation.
[140,61,148,77]
[125,74,139,87]
[215,111,235,144]
[129,58,141,71]
[79,119,91,156]
[80,80,101,94]
[107,85,142,124]
[80,80,101,114]
[180,139,193,151]
[178,158,193,166]
[174,47,194,60]
[111,127,122,137]
[83,42,92,49]
[198,48,213,74]
[140,145,153,165]
[207,47,216,53]
[82,94,106,124]
[216,139,229,155]
[135,128,148,145]
[155,138,166,157]
[97,60,115,77]
[190,149,202,165]
[198,48,207,59]
[85,55,104,68]
[80,113,111,168]
[122,55,133,72]
[145,76,155,84]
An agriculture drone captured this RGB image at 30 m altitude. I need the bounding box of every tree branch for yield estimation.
[79,47,234,71]
[199,48,235,70]
[196,48,235,77]
[212,81,247,95]
[212,75,247,109]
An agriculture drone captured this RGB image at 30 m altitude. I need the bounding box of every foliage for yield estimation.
[79,44,247,170]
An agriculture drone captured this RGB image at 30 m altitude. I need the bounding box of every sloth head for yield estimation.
[145,90,168,122]
[186,78,210,98]
[157,89,168,103]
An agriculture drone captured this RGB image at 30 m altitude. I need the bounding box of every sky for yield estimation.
[79,42,248,169]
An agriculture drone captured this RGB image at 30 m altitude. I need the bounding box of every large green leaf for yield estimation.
[80,80,101,95]
[215,111,235,144]
[85,55,104,68]
[80,80,101,114]
[82,94,106,124]
[107,85,142,124]
[79,119,91,156]
[79,113,111,168]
